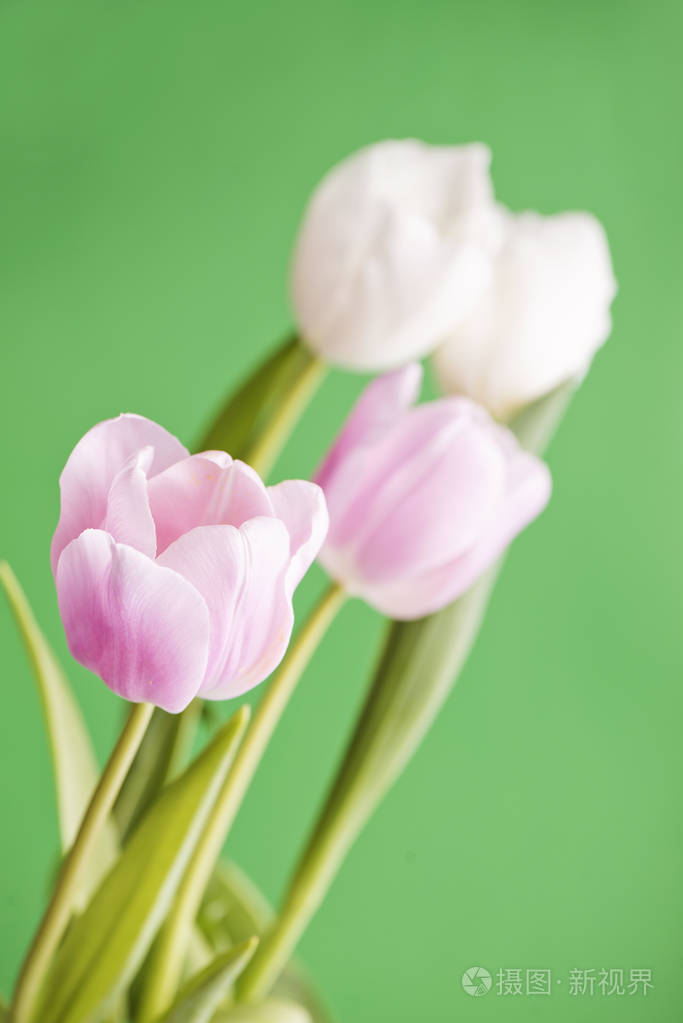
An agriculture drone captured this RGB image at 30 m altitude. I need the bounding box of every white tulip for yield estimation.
[433,208,617,418]
[291,139,500,371]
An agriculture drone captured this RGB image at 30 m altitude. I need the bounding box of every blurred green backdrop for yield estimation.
[1,0,681,1020]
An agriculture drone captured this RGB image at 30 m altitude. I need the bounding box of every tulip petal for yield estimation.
[56,530,210,713]
[353,405,508,583]
[360,449,551,618]
[315,364,423,548]
[314,210,491,370]
[316,365,552,619]
[433,210,617,417]
[292,140,498,370]
[316,364,422,494]
[102,448,157,558]
[320,396,483,555]
[267,480,329,593]
[158,519,293,699]
[148,455,274,554]
[51,415,188,574]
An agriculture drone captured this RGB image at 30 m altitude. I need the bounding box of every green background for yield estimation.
[1,0,681,1019]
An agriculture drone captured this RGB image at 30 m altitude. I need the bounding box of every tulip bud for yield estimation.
[433,209,617,418]
[314,364,551,619]
[51,415,328,713]
[291,139,500,371]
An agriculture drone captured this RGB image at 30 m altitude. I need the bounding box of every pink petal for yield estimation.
[148,455,274,555]
[101,448,157,558]
[56,529,210,712]
[267,480,329,593]
[360,448,552,618]
[352,405,507,582]
[315,363,422,498]
[320,398,476,553]
[158,518,294,699]
[51,414,188,574]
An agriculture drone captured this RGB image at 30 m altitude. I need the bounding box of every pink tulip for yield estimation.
[315,365,551,619]
[51,415,328,713]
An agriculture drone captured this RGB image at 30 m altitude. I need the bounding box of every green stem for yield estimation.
[235,779,364,1005]
[199,334,326,478]
[242,349,325,477]
[137,583,346,1023]
[11,701,154,1023]
[235,571,497,1004]
[114,703,201,842]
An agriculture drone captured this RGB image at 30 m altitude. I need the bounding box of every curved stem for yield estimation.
[137,582,346,1023]
[11,701,154,1023]
[244,349,325,476]
[199,334,326,479]
[235,778,361,1005]
[236,570,499,1004]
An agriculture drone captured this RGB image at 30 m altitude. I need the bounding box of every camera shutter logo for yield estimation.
[462,966,492,997]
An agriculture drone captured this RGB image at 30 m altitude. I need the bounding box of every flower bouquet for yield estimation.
[1,139,615,1023]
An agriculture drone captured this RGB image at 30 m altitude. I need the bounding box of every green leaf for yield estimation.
[35,706,250,1023]
[0,562,117,908]
[156,938,257,1023]
[186,924,215,974]
[306,566,501,854]
[198,862,332,1023]
[123,918,213,1023]
[507,378,575,452]
[198,335,325,478]
[114,701,202,842]
[216,1001,312,1023]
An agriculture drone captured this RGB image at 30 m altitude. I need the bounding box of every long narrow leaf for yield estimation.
[114,702,201,842]
[157,938,257,1023]
[0,562,117,905]
[199,335,324,477]
[35,706,250,1023]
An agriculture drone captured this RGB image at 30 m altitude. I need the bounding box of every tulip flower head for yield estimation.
[315,365,551,619]
[291,139,501,372]
[51,415,328,712]
[433,209,617,418]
